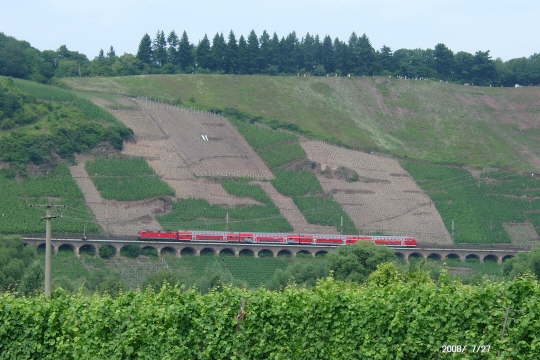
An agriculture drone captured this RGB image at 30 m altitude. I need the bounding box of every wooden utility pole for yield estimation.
[30,203,65,297]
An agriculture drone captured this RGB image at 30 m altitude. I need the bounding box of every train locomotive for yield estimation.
[138,230,417,247]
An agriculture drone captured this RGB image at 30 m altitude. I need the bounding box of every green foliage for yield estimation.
[0,77,131,166]
[267,259,328,290]
[293,196,357,233]
[120,244,141,258]
[0,237,38,292]
[402,161,540,243]
[85,157,174,201]
[272,169,323,196]
[2,278,540,358]
[327,242,396,282]
[98,245,115,259]
[0,164,99,234]
[503,246,540,280]
[142,271,189,292]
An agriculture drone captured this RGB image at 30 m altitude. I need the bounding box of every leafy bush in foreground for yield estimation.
[1,276,539,359]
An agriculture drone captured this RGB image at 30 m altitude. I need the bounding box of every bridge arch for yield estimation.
[408,252,424,262]
[239,249,254,257]
[98,245,116,259]
[37,243,46,254]
[483,255,498,263]
[296,250,312,258]
[502,255,514,263]
[200,248,215,256]
[465,254,480,263]
[277,249,292,257]
[219,248,235,256]
[79,244,96,256]
[315,250,328,257]
[427,253,442,261]
[258,249,274,258]
[445,253,461,262]
[180,247,195,256]
[58,244,75,254]
[394,252,405,262]
[161,247,176,256]
[141,246,158,257]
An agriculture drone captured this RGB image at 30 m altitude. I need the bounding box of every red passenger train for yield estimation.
[137,230,417,247]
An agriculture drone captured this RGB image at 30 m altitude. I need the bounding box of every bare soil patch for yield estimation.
[301,140,453,244]
[503,222,540,246]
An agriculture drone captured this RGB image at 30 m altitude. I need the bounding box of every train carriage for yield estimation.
[137,230,417,247]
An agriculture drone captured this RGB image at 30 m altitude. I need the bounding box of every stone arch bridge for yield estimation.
[23,238,528,263]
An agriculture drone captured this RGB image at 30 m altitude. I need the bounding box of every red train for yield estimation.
[137,230,417,247]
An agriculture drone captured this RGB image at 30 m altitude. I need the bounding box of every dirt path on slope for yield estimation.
[69,155,164,236]
[301,141,453,245]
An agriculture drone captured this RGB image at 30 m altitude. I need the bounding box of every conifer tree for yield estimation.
[211,33,227,71]
[379,45,394,73]
[434,43,454,80]
[321,35,335,73]
[178,31,194,71]
[246,30,260,73]
[259,30,271,72]
[237,35,249,74]
[153,30,168,67]
[196,34,212,70]
[106,46,116,58]
[224,31,238,73]
[167,31,179,66]
[356,33,376,75]
[136,33,153,65]
[280,32,299,73]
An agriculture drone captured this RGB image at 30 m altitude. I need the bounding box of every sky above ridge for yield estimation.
[3,0,537,60]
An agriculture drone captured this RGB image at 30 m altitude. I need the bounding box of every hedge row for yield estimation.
[1,278,539,359]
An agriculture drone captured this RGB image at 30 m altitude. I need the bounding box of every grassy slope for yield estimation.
[63,74,540,170]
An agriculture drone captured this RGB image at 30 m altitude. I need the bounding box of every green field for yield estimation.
[85,157,174,201]
[62,74,540,170]
[0,164,99,234]
[402,161,540,243]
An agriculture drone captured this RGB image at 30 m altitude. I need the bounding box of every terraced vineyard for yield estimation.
[85,157,174,201]
[402,161,540,244]
[0,164,98,234]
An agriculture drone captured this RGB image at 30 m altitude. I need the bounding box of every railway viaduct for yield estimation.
[23,238,529,264]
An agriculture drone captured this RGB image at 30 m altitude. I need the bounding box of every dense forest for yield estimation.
[1,31,539,86]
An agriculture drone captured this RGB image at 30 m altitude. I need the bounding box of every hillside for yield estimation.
[60,75,540,245]
[63,74,540,171]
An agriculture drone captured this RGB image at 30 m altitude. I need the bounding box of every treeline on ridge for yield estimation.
[1,30,540,86]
